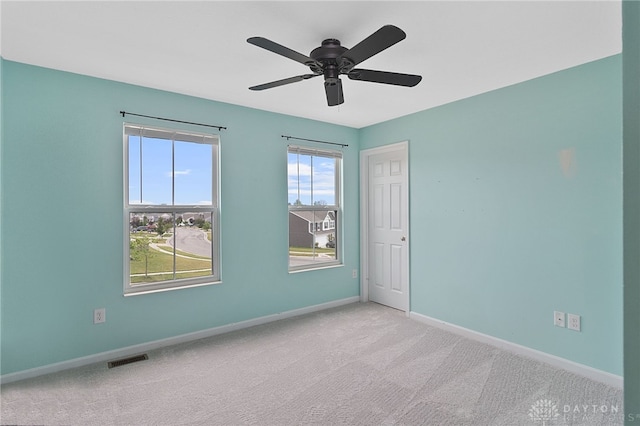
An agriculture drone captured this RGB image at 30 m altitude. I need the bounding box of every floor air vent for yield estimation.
[108,354,149,369]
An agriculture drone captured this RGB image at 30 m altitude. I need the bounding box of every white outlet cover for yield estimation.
[567,313,581,331]
[94,308,106,324]
[554,311,565,327]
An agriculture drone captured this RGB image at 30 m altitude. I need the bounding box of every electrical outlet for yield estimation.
[352,269,358,279]
[554,311,565,327]
[567,313,581,331]
[94,308,106,324]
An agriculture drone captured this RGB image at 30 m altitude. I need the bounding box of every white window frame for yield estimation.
[123,123,221,295]
[288,145,342,272]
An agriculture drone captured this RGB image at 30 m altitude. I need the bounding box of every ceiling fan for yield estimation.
[247,25,422,106]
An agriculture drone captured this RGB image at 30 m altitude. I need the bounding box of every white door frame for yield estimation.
[359,141,410,315]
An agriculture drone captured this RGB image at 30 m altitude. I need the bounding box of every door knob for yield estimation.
[401,236,406,241]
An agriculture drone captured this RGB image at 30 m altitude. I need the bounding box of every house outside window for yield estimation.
[124,124,220,294]
[288,146,342,271]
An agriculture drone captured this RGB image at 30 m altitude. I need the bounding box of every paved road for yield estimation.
[167,227,212,258]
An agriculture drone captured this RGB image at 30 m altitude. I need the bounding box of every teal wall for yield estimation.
[0,56,3,377]
[624,1,640,422]
[0,60,360,375]
[0,54,624,378]
[360,55,623,375]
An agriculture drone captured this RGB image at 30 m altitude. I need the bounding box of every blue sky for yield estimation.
[129,136,213,205]
[129,136,335,207]
[288,152,336,206]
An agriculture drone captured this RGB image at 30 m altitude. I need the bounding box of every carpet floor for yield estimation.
[0,302,623,425]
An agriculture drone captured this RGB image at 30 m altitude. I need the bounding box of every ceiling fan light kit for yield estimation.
[247,25,422,106]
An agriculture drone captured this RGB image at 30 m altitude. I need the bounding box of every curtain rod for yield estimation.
[120,111,227,131]
[281,135,348,148]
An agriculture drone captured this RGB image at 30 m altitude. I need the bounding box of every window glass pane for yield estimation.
[141,136,172,205]
[288,152,337,207]
[312,156,336,206]
[129,212,175,285]
[173,212,213,279]
[128,135,142,204]
[288,152,312,206]
[174,141,213,206]
[289,209,337,268]
[129,211,213,286]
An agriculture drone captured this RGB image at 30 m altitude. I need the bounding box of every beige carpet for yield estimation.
[0,302,623,425]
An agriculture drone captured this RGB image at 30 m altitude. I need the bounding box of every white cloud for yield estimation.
[288,163,311,177]
[167,169,192,177]
[288,157,337,204]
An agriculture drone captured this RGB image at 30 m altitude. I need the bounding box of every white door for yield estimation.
[365,144,409,311]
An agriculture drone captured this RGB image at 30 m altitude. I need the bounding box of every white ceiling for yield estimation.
[0,1,622,129]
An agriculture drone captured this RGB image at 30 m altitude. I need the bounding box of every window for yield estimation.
[124,124,220,294]
[288,146,342,271]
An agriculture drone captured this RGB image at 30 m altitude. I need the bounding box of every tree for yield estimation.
[130,236,153,278]
[155,216,171,235]
[130,215,141,228]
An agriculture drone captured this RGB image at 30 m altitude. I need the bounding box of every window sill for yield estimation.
[124,280,222,297]
[288,264,343,274]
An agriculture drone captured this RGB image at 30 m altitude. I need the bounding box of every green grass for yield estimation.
[129,230,214,284]
[130,250,212,284]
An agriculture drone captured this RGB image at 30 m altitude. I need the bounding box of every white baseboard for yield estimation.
[1,296,360,385]
[409,311,623,389]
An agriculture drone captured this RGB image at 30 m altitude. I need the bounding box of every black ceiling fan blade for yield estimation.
[247,37,320,68]
[338,25,406,71]
[249,74,319,91]
[347,69,422,87]
[325,79,344,106]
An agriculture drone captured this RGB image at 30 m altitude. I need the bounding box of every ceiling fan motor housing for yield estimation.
[310,39,350,83]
